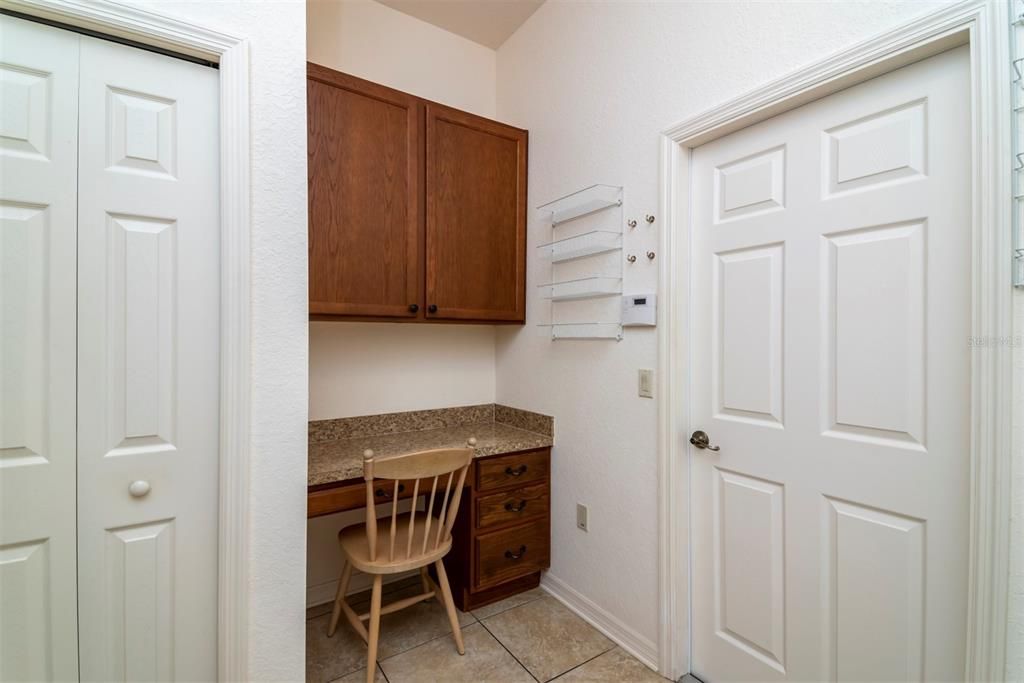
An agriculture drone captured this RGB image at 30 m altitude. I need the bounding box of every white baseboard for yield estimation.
[540,573,659,672]
[307,570,417,608]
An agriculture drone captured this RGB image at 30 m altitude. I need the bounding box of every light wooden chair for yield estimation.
[327,441,475,683]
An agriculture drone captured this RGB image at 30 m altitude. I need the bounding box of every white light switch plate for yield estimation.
[576,503,588,531]
[638,369,654,398]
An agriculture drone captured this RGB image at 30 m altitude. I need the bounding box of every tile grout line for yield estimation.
[469,592,545,622]
[369,595,550,674]
[322,622,474,683]
[374,612,479,665]
[478,594,621,682]
[544,643,619,682]
[313,596,479,681]
[476,618,541,683]
[315,591,561,682]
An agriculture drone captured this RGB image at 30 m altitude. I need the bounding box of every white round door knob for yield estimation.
[129,480,151,498]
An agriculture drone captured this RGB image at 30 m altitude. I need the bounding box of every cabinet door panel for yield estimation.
[426,104,526,322]
[308,65,422,317]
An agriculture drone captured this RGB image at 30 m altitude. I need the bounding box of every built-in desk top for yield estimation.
[308,404,553,487]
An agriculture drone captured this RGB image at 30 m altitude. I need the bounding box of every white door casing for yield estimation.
[75,33,220,682]
[690,46,970,682]
[0,15,80,682]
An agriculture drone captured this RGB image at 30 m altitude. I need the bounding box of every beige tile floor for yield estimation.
[306,577,668,683]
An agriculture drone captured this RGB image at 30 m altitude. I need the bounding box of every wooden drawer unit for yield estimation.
[476,449,549,492]
[445,447,551,611]
[475,520,549,590]
[476,482,548,530]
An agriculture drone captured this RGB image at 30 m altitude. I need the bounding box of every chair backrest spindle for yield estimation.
[421,476,439,555]
[405,478,420,559]
[435,471,455,550]
[444,466,469,537]
[387,479,399,562]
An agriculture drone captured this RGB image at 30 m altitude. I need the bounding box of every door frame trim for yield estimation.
[0,1,254,679]
[655,1,1012,679]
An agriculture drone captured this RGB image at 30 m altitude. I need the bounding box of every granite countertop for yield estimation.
[308,404,553,488]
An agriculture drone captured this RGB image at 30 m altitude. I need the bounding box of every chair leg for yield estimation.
[420,567,432,598]
[366,575,383,683]
[434,559,465,655]
[328,561,352,637]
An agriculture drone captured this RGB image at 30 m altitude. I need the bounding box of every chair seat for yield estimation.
[339,512,453,574]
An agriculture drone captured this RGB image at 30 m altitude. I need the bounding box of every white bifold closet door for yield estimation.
[1,14,220,682]
[0,17,81,683]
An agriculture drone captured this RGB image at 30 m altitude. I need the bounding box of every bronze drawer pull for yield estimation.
[504,465,528,477]
[375,484,405,500]
[504,500,528,513]
[504,545,527,560]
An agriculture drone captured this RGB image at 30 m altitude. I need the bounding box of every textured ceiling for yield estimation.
[376,0,544,49]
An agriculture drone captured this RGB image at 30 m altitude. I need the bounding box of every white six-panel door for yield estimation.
[0,16,80,682]
[75,33,220,683]
[690,46,970,682]
[0,15,220,682]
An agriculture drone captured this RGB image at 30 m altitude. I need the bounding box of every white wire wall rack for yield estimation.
[538,323,624,340]
[541,184,622,225]
[536,185,624,340]
[536,230,622,262]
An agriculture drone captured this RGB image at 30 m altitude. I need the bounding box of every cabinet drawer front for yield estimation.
[475,450,549,492]
[475,520,549,590]
[307,479,418,518]
[476,482,548,530]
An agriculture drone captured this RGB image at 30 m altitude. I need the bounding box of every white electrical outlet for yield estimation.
[576,503,588,531]
[638,369,654,398]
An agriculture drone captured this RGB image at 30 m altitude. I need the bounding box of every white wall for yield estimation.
[307,0,496,117]
[309,323,495,420]
[494,0,958,662]
[305,0,500,423]
[120,1,310,681]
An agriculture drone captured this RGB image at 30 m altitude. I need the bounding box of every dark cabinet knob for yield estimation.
[505,500,528,513]
[504,465,528,477]
[375,484,406,500]
[504,545,527,560]
[408,303,419,313]
[427,304,438,313]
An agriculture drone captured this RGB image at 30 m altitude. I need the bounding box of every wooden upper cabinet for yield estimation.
[307,65,422,317]
[425,104,527,322]
[307,65,527,323]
